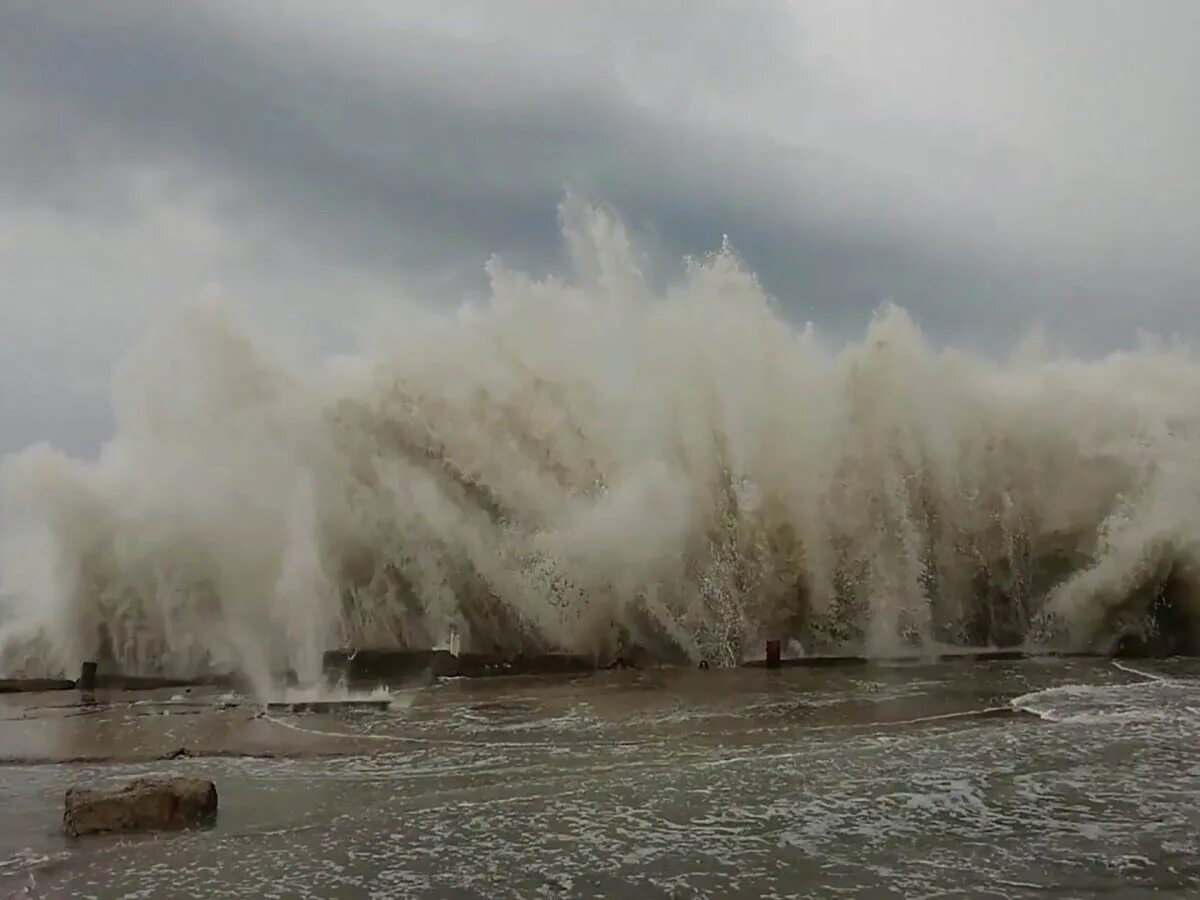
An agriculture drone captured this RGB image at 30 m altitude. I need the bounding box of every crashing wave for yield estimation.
[2,196,1199,686]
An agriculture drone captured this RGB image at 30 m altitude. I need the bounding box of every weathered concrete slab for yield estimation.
[0,687,402,765]
[322,649,454,681]
[452,653,596,678]
[0,678,76,694]
[265,699,392,714]
[0,673,244,694]
[63,776,218,837]
[93,673,242,691]
[741,649,1109,668]
[322,649,596,683]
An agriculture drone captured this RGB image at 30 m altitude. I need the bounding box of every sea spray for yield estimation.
[2,196,1199,680]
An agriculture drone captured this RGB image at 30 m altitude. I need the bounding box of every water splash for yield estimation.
[2,196,1199,683]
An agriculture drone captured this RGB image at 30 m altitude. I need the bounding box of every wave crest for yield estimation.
[3,196,1199,683]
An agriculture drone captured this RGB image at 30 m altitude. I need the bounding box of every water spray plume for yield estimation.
[2,196,1199,685]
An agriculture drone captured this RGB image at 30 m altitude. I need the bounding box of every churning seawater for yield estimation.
[3,657,1199,898]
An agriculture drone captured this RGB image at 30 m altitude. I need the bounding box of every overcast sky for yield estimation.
[1,1,1197,456]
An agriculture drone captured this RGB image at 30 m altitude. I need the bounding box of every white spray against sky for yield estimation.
[1,197,1199,686]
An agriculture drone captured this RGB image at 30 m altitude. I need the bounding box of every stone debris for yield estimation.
[63,777,217,837]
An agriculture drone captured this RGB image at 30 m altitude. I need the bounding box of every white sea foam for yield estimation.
[1011,678,1198,725]
[2,196,1199,687]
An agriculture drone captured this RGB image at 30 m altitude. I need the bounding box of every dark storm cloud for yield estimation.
[0,2,1035,312]
[0,1,1197,453]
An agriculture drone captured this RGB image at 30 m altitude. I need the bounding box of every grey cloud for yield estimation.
[0,2,1049,294]
[0,1,1197,453]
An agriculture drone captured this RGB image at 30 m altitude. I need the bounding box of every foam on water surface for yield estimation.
[1012,661,1200,725]
[5,659,1200,898]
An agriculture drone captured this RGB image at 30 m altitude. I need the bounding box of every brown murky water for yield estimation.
[3,658,1200,898]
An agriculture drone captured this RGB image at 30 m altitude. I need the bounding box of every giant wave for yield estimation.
[2,197,1198,689]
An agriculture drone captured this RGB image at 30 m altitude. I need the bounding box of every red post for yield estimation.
[765,640,781,669]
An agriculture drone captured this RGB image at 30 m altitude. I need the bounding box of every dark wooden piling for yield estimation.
[765,640,782,669]
[79,661,98,692]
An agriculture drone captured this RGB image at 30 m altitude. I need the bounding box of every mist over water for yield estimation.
[2,197,1199,687]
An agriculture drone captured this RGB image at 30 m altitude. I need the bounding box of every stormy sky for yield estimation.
[1,1,1197,456]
